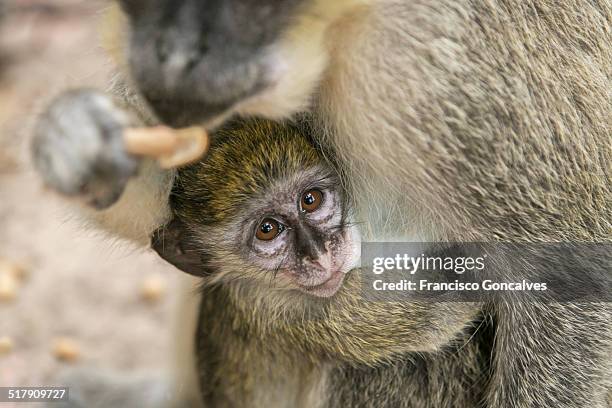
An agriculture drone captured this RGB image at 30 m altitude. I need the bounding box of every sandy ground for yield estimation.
[0,0,184,401]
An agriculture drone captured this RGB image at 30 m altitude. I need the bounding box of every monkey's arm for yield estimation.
[31,84,174,246]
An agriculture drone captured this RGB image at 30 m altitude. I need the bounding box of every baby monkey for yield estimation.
[152,118,362,407]
[154,118,360,300]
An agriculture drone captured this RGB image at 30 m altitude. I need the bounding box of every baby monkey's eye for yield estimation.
[301,189,324,213]
[256,218,284,241]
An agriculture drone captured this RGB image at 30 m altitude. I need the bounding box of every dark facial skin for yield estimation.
[119,0,306,126]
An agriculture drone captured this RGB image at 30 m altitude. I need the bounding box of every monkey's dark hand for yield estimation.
[32,89,140,209]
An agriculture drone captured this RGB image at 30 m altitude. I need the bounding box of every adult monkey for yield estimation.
[32,0,611,407]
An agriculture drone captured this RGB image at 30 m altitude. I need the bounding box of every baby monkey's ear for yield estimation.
[151,219,210,277]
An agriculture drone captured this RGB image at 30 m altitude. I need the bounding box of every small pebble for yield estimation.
[0,336,13,355]
[53,337,80,362]
[0,273,18,302]
[141,276,166,302]
[0,259,28,281]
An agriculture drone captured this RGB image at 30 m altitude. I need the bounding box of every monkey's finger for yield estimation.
[158,127,210,169]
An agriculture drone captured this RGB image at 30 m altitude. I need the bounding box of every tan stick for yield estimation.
[124,126,210,169]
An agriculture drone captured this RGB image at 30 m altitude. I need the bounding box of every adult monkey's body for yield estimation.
[32,1,610,407]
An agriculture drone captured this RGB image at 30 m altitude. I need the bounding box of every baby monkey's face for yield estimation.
[161,119,360,299]
[238,166,360,298]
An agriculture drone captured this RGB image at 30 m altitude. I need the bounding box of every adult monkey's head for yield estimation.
[117,0,367,128]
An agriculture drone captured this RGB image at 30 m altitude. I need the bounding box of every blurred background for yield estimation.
[0,0,182,395]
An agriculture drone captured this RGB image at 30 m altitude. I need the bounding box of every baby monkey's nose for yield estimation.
[295,224,327,262]
[305,252,332,273]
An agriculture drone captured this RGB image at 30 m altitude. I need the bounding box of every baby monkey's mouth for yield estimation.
[296,268,347,298]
